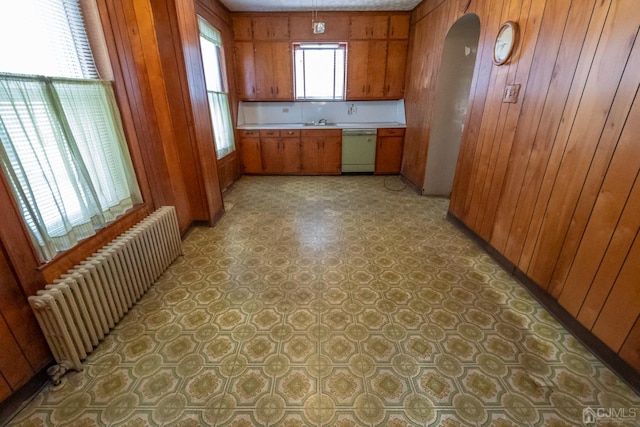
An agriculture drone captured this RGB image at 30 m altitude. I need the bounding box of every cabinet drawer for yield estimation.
[259,129,280,137]
[280,129,300,137]
[301,129,342,137]
[378,128,405,137]
[239,129,260,137]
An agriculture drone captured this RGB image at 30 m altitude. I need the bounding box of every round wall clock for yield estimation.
[493,21,518,65]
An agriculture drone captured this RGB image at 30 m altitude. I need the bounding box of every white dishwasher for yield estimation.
[341,129,377,173]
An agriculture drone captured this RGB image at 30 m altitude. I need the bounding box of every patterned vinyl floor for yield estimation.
[8,176,640,426]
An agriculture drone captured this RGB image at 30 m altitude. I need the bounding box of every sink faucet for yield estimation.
[318,118,327,125]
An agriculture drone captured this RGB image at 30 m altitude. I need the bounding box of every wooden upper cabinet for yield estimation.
[289,15,350,40]
[234,41,257,100]
[347,40,388,100]
[252,16,290,40]
[385,40,408,99]
[350,15,389,39]
[253,42,293,100]
[233,16,253,40]
[389,15,410,39]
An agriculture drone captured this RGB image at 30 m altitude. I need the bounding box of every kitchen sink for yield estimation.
[303,122,337,126]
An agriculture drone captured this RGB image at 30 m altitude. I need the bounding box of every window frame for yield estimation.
[293,42,347,101]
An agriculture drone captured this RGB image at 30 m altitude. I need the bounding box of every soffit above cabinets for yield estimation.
[220,0,421,12]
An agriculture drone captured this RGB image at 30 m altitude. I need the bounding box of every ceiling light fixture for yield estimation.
[312,0,325,34]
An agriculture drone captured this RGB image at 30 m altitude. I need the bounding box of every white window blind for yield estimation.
[198,16,235,160]
[0,0,141,262]
[294,43,346,101]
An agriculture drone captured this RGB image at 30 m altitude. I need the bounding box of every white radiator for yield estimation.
[29,206,182,376]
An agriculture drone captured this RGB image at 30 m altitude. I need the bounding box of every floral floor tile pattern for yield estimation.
[8,176,640,426]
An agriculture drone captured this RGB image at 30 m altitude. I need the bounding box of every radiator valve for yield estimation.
[47,360,74,389]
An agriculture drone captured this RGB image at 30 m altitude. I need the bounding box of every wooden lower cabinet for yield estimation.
[240,129,342,175]
[239,130,262,173]
[300,129,342,174]
[260,130,301,174]
[260,137,301,173]
[375,128,405,174]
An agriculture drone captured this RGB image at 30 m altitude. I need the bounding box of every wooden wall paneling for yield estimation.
[0,313,33,391]
[412,0,449,24]
[462,0,522,235]
[151,0,209,221]
[524,0,639,289]
[107,0,193,231]
[591,231,640,351]
[0,247,51,371]
[0,374,10,403]
[619,317,640,372]
[548,36,640,300]
[501,0,598,265]
[449,0,504,218]
[196,0,232,25]
[401,0,453,187]
[516,0,612,275]
[575,173,640,328]
[198,0,243,194]
[478,0,546,240]
[178,0,229,223]
[490,0,578,256]
[0,180,45,298]
[129,0,194,231]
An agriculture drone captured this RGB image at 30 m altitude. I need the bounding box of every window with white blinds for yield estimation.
[294,43,346,101]
[198,16,236,160]
[0,0,141,262]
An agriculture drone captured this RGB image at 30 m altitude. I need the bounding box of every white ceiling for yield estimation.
[220,0,422,12]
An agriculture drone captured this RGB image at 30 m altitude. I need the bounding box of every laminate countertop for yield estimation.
[237,122,406,130]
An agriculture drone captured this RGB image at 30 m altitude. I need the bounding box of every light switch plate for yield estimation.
[503,84,520,103]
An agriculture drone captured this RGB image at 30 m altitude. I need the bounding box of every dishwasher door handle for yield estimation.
[342,129,377,136]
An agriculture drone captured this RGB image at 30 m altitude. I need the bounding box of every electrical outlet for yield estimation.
[503,84,520,103]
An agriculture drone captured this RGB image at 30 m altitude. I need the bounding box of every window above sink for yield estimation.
[294,43,346,101]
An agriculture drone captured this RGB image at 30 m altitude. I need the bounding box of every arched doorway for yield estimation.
[423,14,480,196]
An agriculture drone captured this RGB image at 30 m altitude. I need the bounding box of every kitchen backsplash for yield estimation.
[237,100,406,126]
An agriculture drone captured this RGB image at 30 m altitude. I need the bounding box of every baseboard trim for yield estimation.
[446,211,640,393]
[0,367,49,426]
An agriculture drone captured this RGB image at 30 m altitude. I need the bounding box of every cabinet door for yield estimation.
[369,15,390,39]
[349,16,371,39]
[350,16,389,39]
[261,138,283,173]
[253,42,274,99]
[232,16,252,40]
[375,136,404,174]
[389,15,410,39]
[271,42,293,100]
[385,40,408,99]
[252,16,289,40]
[300,138,320,173]
[281,138,301,173]
[240,137,262,173]
[235,42,256,100]
[253,42,292,100]
[367,40,388,98]
[320,137,342,174]
[347,41,369,99]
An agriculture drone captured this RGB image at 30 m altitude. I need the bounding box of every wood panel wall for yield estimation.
[0,0,235,405]
[404,0,640,371]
